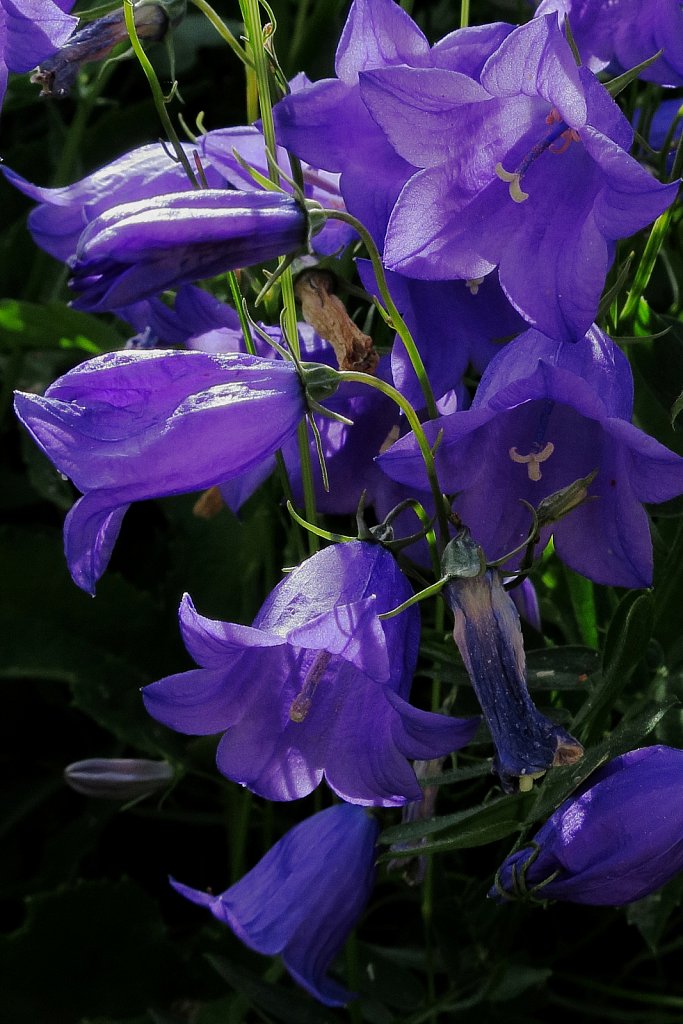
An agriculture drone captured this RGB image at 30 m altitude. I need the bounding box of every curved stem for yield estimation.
[335,371,450,546]
[321,210,439,421]
[190,0,253,67]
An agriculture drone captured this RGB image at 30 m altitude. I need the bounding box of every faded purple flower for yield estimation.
[14,349,328,592]
[365,14,678,340]
[536,0,683,87]
[490,746,683,905]
[0,0,77,109]
[444,538,582,792]
[68,190,316,312]
[379,325,683,587]
[172,803,379,1006]
[143,541,479,806]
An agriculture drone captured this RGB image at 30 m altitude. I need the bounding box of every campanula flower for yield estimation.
[0,0,77,109]
[143,541,479,806]
[490,746,683,905]
[444,541,582,792]
[68,190,319,312]
[172,803,379,1006]
[536,0,683,87]
[364,14,678,341]
[379,325,683,587]
[14,349,334,592]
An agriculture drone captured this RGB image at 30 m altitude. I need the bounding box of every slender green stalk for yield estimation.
[322,210,439,421]
[191,0,253,66]
[123,0,198,186]
[335,370,450,545]
[227,272,255,355]
[460,0,470,29]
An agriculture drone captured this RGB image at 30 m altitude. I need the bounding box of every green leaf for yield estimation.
[0,299,124,353]
[563,568,598,648]
[526,645,600,690]
[207,955,335,1024]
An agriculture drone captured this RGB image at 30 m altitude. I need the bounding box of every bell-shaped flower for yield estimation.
[0,0,77,110]
[171,803,379,1006]
[444,540,582,792]
[1,142,227,262]
[67,189,317,312]
[379,325,683,588]
[490,746,683,905]
[143,540,479,806]
[364,14,678,341]
[14,349,331,593]
[536,0,683,87]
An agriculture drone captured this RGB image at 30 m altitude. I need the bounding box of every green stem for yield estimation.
[240,0,318,550]
[190,0,253,66]
[335,371,450,545]
[322,210,439,421]
[227,272,255,355]
[460,0,470,29]
[124,0,198,187]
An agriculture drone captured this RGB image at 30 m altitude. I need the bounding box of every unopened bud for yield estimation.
[64,757,174,800]
[535,468,598,529]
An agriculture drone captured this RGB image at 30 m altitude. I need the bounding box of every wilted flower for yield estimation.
[14,349,335,592]
[68,190,319,313]
[172,803,379,1006]
[143,541,479,806]
[490,746,683,905]
[379,325,683,587]
[0,0,77,110]
[444,538,582,792]
[536,0,683,87]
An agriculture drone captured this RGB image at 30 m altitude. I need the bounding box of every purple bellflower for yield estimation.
[1,142,227,263]
[14,349,334,593]
[172,803,379,1006]
[143,541,479,806]
[68,189,319,312]
[443,537,582,792]
[536,0,683,87]
[490,746,683,905]
[362,14,678,341]
[379,325,683,588]
[0,0,77,110]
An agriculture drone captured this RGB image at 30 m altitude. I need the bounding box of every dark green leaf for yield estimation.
[207,955,335,1024]
[0,298,123,353]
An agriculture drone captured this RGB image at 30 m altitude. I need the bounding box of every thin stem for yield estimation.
[460,0,470,29]
[322,210,439,421]
[335,371,450,546]
[190,0,253,67]
[227,272,255,355]
[123,0,198,187]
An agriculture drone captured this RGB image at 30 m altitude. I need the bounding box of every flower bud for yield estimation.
[64,758,174,800]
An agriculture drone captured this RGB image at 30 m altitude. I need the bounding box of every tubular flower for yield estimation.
[444,549,582,792]
[536,0,683,87]
[171,803,379,1006]
[67,190,317,313]
[143,541,479,806]
[378,325,683,588]
[490,746,683,905]
[363,14,679,341]
[14,349,331,593]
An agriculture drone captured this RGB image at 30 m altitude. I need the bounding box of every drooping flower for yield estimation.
[490,746,683,905]
[143,540,479,806]
[0,0,77,110]
[68,190,318,312]
[14,349,334,592]
[363,14,678,341]
[535,0,683,87]
[443,535,582,792]
[1,142,227,262]
[171,803,379,1006]
[379,325,683,587]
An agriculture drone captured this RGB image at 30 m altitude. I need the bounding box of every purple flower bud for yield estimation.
[490,746,683,905]
[143,541,479,806]
[64,757,174,800]
[444,545,582,792]
[172,803,379,1006]
[14,349,325,592]
[68,190,314,313]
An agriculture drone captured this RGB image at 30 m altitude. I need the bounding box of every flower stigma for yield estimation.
[496,109,581,202]
[509,441,555,481]
[289,651,332,722]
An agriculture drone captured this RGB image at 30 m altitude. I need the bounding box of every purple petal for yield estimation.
[335,0,429,84]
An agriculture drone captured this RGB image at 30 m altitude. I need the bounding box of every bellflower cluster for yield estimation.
[491,746,683,905]
[379,325,683,587]
[172,804,379,1006]
[14,349,339,592]
[535,0,683,87]
[143,541,479,806]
